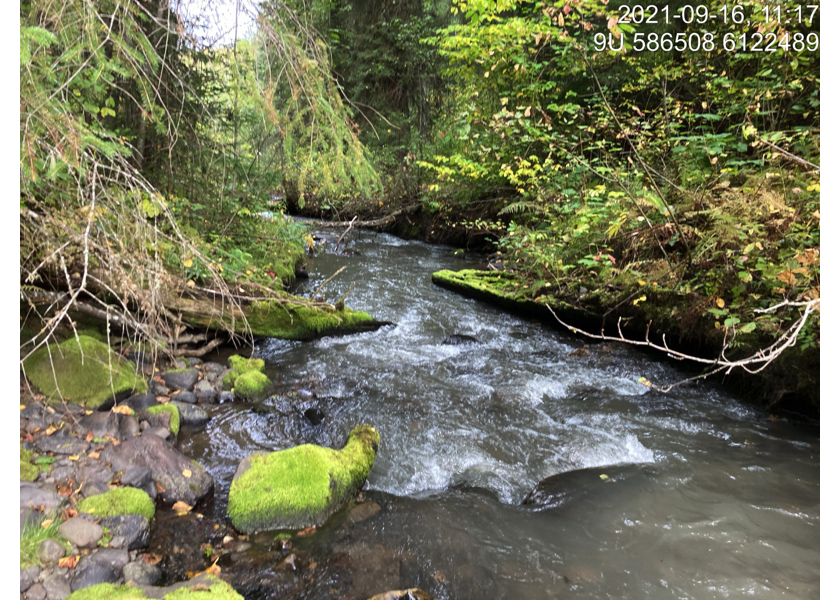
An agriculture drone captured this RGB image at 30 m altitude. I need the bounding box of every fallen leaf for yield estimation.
[44,426,58,436]
[20,404,25,410]
[172,501,193,514]
[156,482,166,494]
[58,555,79,569]
[88,451,100,460]
[62,507,78,520]
[85,431,94,442]
[600,474,611,481]
[777,270,797,286]
[296,526,317,537]
[112,405,134,415]
[41,519,54,529]
[203,562,221,577]
[68,455,80,461]
[715,297,725,308]
[182,469,192,479]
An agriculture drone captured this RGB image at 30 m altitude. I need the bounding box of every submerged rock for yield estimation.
[227,425,380,533]
[22,335,147,409]
[522,463,658,509]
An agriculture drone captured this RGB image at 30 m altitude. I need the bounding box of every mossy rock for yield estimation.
[76,487,155,522]
[223,355,266,391]
[228,425,380,533]
[143,403,181,436]
[22,335,147,408]
[20,446,38,482]
[65,575,243,599]
[233,370,273,402]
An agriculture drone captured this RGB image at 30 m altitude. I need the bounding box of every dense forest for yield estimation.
[20,0,819,409]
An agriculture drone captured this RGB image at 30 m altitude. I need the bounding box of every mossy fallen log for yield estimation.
[168,294,388,341]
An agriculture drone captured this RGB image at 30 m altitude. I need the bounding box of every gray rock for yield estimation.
[20,482,63,511]
[522,463,658,509]
[80,481,110,498]
[58,516,103,549]
[78,412,120,439]
[100,515,150,550]
[171,391,196,404]
[83,548,130,572]
[218,391,235,404]
[145,426,174,442]
[143,480,158,501]
[149,382,170,396]
[122,561,161,586]
[201,362,226,375]
[100,433,213,505]
[119,415,141,440]
[171,401,210,427]
[76,463,114,486]
[37,539,66,564]
[122,393,158,412]
[161,369,199,391]
[139,408,176,434]
[194,390,218,404]
[213,370,234,392]
[193,379,215,394]
[70,557,119,591]
[187,357,204,367]
[34,430,89,455]
[24,582,47,600]
[43,573,71,600]
[21,565,41,592]
[171,359,188,370]
[49,465,77,485]
[120,466,152,489]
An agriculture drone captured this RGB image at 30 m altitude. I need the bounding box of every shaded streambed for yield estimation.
[168,230,818,599]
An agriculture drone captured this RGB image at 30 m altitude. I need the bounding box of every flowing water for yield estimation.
[173,229,819,599]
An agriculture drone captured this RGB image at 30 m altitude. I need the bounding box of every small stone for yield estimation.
[195,390,218,404]
[122,561,161,586]
[171,401,210,427]
[80,481,110,498]
[194,379,214,394]
[84,548,130,572]
[171,359,188,370]
[119,415,140,440]
[161,369,200,391]
[347,501,381,525]
[70,558,119,591]
[100,515,150,550]
[37,539,66,564]
[149,382,170,396]
[172,391,197,404]
[21,565,41,592]
[187,357,204,367]
[218,391,235,404]
[42,573,71,600]
[58,516,103,549]
[24,582,47,600]
[120,466,152,489]
[145,426,174,442]
[201,362,226,375]
[122,393,157,412]
[20,483,63,511]
[78,412,120,439]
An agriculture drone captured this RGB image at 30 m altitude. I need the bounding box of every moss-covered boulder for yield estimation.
[232,370,273,402]
[228,425,380,533]
[65,574,243,599]
[22,335,147,408]
[141,404,181,436]
[76,487,155,521]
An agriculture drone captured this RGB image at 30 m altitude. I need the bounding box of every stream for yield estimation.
[170,229,819,599]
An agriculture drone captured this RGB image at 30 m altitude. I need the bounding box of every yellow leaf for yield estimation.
[172,500,193,515]
[44,426,57,436]
[203,563,221,577]
[600,474,610,481]
[632,295,647,306]
[182,469,192,479]
[806,183,820,192]
[68,455,79,461]
[20,404,25,410]
[715,298,725,308]
[183,258,194,268]
[637,280,646,286]
[112,405,134,415]
[525,106,531,117]
[41,519,54,529]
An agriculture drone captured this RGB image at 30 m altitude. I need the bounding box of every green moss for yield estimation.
[66,576,243,600]
[432,269,535,305]
[241,300,375,340]
[163,576,244,599]
[228,425,380,533]
[22,335,147,408]
[228,355,265,374]
[145,403,180,436]
[20,446,38,482]
[233,370,273,402]
[77,487,155,521]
